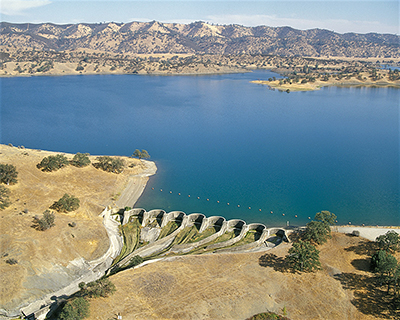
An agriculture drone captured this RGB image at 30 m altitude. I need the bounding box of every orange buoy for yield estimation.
[160,189,163,192]
[295,215,297,218]
[152,187,154,190]
[178,193,181,195]
[197,197,200,199]
[217,200,220,203]
[248,207,251,210]
[259,209,261,211]
[237,205,240,207]
[282,213,285,216]
[188,195,190,197]
[207,199,209,201]
[227,203,230,205]
[170,191,172,193]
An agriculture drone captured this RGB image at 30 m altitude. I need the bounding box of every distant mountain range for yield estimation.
[1,21,399,58]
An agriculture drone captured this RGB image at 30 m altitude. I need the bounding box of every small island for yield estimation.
[252,61,400,92]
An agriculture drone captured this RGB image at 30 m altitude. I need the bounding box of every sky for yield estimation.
[0,0,399,35]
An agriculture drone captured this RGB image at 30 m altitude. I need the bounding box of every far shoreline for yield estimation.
[2,67,399,91]
[251,78,400,92]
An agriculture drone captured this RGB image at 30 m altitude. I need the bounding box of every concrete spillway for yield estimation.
[112,207,289,270]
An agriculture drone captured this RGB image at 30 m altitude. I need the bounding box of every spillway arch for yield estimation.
[113,207,289,260]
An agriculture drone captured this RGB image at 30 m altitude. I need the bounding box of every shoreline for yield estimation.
[115,160,157,208]
[332,225,400,241]
[0,67,251,78]
[3,67,399,91]
[251,78,400,91]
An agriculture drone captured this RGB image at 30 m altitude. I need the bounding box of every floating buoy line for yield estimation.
[149,186,304,219]
[148,187,364,224]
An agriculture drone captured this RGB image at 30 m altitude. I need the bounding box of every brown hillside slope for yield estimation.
[87,233,399,320]
[1,21,399,58]
[0,144,149,314]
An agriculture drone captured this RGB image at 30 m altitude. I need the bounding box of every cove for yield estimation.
[1,70,399,226]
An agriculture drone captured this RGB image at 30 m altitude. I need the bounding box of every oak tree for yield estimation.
[286,240,321,272]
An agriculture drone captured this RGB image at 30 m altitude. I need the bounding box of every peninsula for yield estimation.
[0,144,156,318]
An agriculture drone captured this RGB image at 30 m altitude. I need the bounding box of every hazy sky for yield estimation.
[1,0,399,34]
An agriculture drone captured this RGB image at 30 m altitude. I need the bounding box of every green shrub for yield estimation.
[71,153,91,167]
[132,149,150,160]
[0,185,11,209]
[247,312,291,320]
[5,258,18,265]
[127,255,144,268]
[0,163,18,185]
[376,231,400,253]
[94,156,125,174]
[50,194,80,212]
[286,240,321,272]
[37,154,69,172]
[303,220,331,245]
[79,278,116,298]
[33,210,55,230]
[59,297,90,320]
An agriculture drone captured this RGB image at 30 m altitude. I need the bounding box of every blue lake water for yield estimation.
[1,71,399,226]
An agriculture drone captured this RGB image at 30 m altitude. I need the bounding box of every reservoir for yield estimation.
[1,70,399,226]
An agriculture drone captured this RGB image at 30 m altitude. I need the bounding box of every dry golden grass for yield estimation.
[87,233,399,320]
[0,144,145,310]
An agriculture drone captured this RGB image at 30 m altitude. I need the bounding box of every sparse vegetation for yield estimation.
[37,154,69,172]
[247,312,290,320]
[50,193,80,212]
[0,163,18,185]
[5,258,18,265]
[126,255,144,268]
[33,210,55,230]
[0,185,11,209]
[158,220,180,239]
[112,218,142,264]
[79,278,116,298]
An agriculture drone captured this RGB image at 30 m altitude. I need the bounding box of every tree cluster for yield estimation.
[37,152,92,171]
[58,277,116,320]
[37,154,69,172]
[50,193,80,212]
[0,163,18,185]
[0,163,17,210]
[132,149,150,160]
[78,278,116,298]
[33,210,55,230]
[59,297,90,320]
[71,153,91,167]
[94,156,125,173]
[371,231,400,308]
[285,211,336,272]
